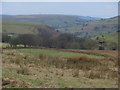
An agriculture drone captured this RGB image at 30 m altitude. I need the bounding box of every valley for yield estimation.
[1,14,119,88]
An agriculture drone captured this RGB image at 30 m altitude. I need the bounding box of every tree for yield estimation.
[9,38,19,47]
[56,34,74,48]
[2,33,11,43]
[96,35,105,50]
[18,34,37,47]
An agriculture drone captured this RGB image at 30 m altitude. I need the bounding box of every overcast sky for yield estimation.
[1,2,118,18]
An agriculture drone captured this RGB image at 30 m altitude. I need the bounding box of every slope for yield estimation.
[92,32,119,44]
[2,20,60,37]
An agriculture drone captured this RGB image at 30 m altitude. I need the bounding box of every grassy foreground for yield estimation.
[2,49,118,88]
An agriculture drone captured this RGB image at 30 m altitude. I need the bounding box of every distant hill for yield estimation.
[60,16,119,38]
[2,20,60,37]
[73,15,101,21]
[1,14,100,29]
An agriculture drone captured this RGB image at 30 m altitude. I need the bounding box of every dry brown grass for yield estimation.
[3,49,118,79]
[72,69,79,77]
[62,49,118,58]
[17,66,30,75]
[2,49,118,88]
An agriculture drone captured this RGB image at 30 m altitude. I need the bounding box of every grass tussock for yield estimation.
[17,66,30,75]
[72,69,79,77]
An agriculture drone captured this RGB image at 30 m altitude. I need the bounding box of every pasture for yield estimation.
[16,48,105,59]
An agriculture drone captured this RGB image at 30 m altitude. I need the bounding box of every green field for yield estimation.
[16,48,105,59]
[2,20,43,34]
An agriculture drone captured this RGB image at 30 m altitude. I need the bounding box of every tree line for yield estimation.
[2,33,118,50]
[2,33,98,49]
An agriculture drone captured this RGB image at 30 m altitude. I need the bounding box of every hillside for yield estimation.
[92,32,119,44]
[60,16,118,37]
[1,15,100,29]
[2,15,119,38]
[103,32,119,44]
[2,20,60,37]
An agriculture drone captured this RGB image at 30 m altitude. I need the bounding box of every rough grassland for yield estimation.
[2,49,118,88]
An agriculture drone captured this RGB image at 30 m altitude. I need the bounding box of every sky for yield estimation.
[1,2,118,18]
